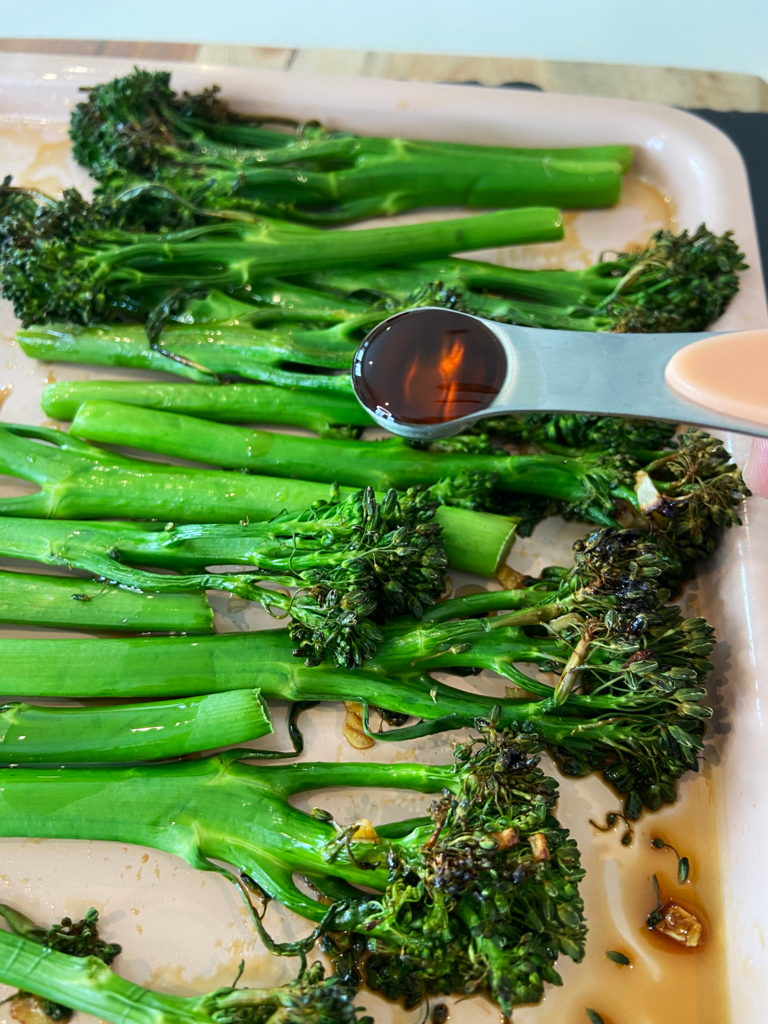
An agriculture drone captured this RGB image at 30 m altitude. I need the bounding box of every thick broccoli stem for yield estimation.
[0,930,212,1024]
[71,401,637,515]
[41,381,375,437]
[18,321,355,390]
[0,690,272,764]
[0,755,452,921]
[152,146,628,219]
[5,205,565,327]
[0,425,517,578]
[0,928,367,1024]
[307,258,619,310]
[0,627,560,742]
[0,569,213,633]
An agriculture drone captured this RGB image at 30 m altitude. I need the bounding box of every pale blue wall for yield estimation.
[1,0,766,82]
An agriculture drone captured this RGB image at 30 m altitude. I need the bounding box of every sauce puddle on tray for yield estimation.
[513,764,729,1024]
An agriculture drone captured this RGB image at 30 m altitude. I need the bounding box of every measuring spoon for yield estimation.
[351,307,768,441]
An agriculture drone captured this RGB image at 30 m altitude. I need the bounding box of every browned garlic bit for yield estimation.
[351,818,381,843]
[491,827,520,850]
[496,564,527,590]
[529,832,551,862]
[654,902,703,947]
[342,701,375,750]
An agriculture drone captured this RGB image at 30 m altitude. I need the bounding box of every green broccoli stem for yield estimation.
[0,690,272,764]
[0,929,212,1024]
[132,146,628,222]
[0,754,454,921]
[0,928,371,1024]
[41,381,375,438]
[3,201,565,327]
[300,221,747,334]
[306,257,619,311]
[71,401,636,519]
[0,618,546,709]
[0,568,213,633]
[17,320,356,390]
[0,425,517,578]
[143,142,628,217]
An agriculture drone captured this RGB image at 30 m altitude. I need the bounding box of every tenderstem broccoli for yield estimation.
[0,567,213,633]
[0,184,563,329]
[0,725,587,1016]
[0,424,518,580]
[304,224,747,333]
[41,380,375,438]
[0,906,371,1024]
[0,487,448,668]
[0,690,272,764]
[70,67,630,224]
[71,401,747,584]
[17,224,747,388]
[0,528,716,816]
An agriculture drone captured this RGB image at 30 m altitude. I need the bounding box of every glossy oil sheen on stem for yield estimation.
[0,755,450,921]
[0,929,212,1024]
[70,400,595,503]
[0,425,517,577]
[0,690,271,764]
[42,380,375,435]
[0,569,213,633]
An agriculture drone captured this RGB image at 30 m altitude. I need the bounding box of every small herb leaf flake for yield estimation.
[587,1010,605,1024]
[678,856,690,884]
[606,950,631,966]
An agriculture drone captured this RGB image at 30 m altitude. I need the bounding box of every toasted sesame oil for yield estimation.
[353,308,506,426]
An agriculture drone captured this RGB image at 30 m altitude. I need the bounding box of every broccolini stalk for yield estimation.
[18,221,745,386]
[304,224,747,333]
[42,380,375,438]
[70,400,638,525]
[0,725,587,1015]
[0,487,448,669]
[0,908,370,1024]
[0,184,563,328]
[71,402,748,577]
[0,425,517,579]
[71,67,629,223]
[17,319,356,389]
[0,529,716,816]
[0,568,212,633]
[0,906,122,1023]
[0,690,272,764]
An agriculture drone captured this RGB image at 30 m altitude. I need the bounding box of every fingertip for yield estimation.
[744,438,768,499]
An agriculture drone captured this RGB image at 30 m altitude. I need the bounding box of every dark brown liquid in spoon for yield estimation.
[353,308,507,425]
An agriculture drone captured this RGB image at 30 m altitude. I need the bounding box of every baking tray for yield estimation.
[0,53,767,1024]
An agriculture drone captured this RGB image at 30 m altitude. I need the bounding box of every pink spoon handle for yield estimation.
[665,328,768,427]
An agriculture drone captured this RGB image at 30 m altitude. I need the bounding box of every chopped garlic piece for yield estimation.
[342,701,374,750]
[655,902,703,947]
[529,832,551,862]
[491,827,519,849]
[351,817,380,843]
[496,564,527,590]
